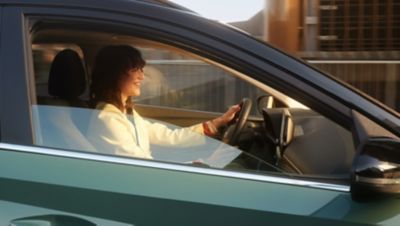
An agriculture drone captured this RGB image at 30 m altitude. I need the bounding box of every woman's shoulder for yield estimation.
[95,102,126,120]
[96,102,121,112]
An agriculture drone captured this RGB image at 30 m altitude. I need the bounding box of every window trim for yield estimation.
[0,7,33,144]
[0,142,350,192]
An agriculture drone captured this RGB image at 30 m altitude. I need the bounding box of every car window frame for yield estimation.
[0,6,3,141]
[0,6,34,145]
[5,0,400,136]
[0,4,382,188]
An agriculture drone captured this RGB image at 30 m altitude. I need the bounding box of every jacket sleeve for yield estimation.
[87,110,152,159]
[144,119,206,147]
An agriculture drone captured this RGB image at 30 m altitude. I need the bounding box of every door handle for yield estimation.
[10,214,96,226]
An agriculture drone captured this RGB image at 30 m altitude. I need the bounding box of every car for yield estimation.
[1,0,400,225]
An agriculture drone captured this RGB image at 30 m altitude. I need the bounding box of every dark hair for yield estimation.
[90,45,145,111]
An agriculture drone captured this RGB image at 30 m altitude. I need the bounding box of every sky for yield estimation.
[170,0,264,23]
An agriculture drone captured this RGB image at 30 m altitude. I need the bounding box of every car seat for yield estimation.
[40,49,88,107]
[35,49,95,152]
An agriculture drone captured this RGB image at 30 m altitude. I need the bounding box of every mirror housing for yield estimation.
[257,95,275,113]
[262,108,294,164]
[351,137,400,201]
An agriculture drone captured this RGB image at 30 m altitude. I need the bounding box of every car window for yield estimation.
[29,27,355,179]
[310,61,400,113]
[137,46,266,115]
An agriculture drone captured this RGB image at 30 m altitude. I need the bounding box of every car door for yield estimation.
[1,1,400,226]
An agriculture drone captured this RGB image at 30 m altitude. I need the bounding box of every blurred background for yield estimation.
[33,0,400,115]
[171,0,400,112]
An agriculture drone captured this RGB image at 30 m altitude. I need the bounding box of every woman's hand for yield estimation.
[211,104,241,129]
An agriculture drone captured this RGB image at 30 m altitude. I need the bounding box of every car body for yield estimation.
[1,0,400,225]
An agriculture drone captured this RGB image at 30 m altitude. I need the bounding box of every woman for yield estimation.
[87,45,240,159]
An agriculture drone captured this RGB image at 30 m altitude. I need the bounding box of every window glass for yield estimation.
[310,61,400,113]
[30,28,355,179]
[137,46,266,115]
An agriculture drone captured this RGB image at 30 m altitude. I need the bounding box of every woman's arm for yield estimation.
[143,104,241,146]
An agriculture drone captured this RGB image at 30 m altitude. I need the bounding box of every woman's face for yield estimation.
[119,67,144,99]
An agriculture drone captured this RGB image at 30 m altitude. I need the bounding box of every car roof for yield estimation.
[0,0,195,12]
[143,0,196,13]
[0,0,203,29]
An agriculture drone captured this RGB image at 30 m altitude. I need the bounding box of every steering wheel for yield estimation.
[223,98,252,146]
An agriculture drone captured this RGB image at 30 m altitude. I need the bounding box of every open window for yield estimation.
[29,21,356,181]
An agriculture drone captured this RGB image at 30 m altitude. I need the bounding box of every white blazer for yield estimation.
[86,102,205,159]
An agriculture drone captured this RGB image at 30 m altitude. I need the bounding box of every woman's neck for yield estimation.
[121,94,129,104]
[120,94,129,113]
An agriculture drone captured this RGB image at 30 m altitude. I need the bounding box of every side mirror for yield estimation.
[257,95,275,114]
[262,108,294,164]
[351,137,400,201]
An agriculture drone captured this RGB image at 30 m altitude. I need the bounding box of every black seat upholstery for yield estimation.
[39,49,88,107]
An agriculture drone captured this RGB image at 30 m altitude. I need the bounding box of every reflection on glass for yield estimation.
[31,105,281,174]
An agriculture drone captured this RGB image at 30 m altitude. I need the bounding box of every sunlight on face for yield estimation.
[120,68,145,99]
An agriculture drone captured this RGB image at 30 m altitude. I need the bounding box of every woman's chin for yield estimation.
[132,91,141,97]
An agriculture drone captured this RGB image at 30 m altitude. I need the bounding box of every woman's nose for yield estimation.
[137,70,144,80]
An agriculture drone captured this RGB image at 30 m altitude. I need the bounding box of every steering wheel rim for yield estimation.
[224,98,252,146]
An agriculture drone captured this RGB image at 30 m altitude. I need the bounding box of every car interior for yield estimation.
[30,24,356,182]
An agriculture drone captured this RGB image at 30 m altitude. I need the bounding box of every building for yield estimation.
[233,0,400,111]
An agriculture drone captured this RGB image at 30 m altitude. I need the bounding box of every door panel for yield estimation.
[1,146,399,226]
[1,201,133,226]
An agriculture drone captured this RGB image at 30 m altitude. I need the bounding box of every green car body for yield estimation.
[1,144,400,225]
[1,1,400,225]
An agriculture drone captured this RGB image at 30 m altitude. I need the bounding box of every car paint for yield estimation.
[2,143,400,226]
[0,1,399,225]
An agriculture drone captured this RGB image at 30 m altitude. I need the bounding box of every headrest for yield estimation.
[48,49,86,98]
